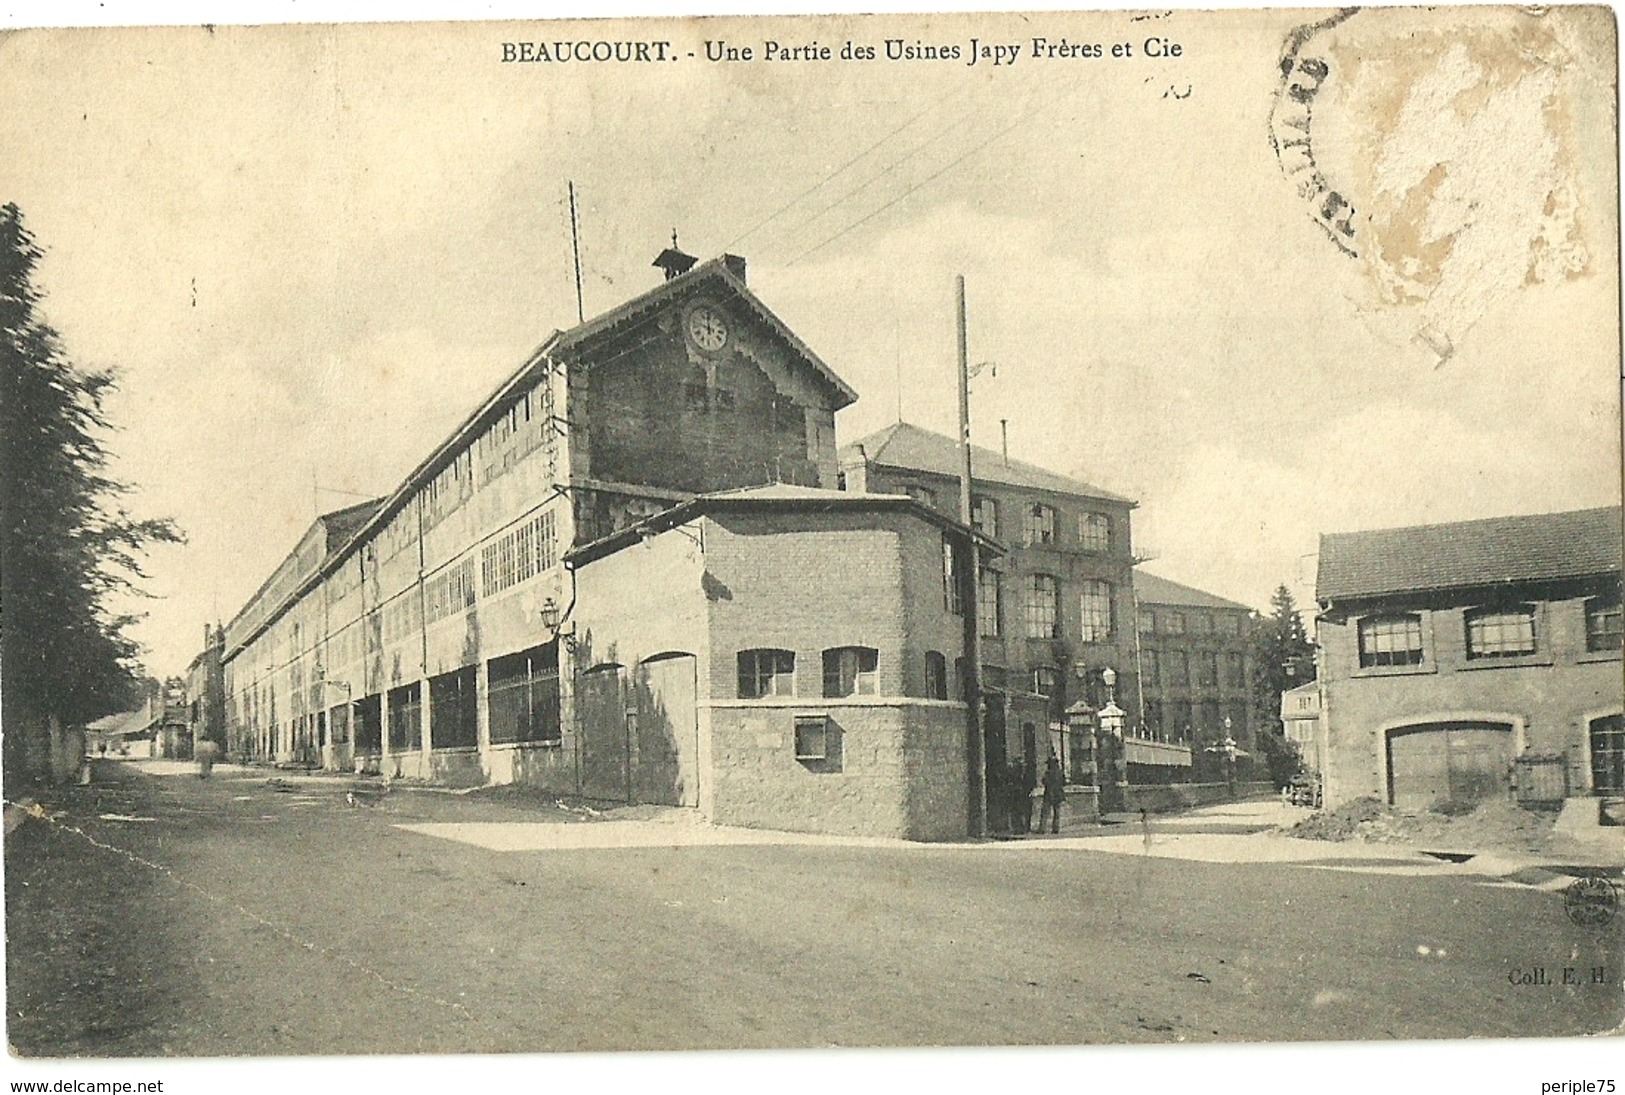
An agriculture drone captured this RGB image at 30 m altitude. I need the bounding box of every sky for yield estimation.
[0,4,1618,682]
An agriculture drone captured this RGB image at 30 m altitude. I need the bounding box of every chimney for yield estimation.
[721,253,747,284]
[838,444,869,494]
[653,230,698,281]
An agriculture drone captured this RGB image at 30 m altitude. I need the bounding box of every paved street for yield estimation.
[6,759,1621,1058]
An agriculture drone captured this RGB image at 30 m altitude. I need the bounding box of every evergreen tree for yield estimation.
[1249,584,1316,787]
[1,202,181,787]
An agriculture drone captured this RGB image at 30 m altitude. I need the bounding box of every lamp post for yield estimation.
[1222,715,1237,800]
[1097,667,1126,813]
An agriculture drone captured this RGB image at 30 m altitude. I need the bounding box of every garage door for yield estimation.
[1387,722,1513,809]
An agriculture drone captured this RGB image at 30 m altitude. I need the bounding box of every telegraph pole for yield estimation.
[568,181,585,324]
[957,275,988,838]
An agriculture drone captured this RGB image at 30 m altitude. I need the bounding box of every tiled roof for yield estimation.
[566,480,990,567]
[840,421,1134,504]
[1133,570,1255,612]
[1316,505,1623,601]
[319,499,383,556]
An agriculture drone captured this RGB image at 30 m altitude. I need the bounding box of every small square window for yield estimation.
[794,715,829,761]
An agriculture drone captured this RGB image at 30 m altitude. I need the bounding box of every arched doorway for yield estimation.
[1386,721,1513,809]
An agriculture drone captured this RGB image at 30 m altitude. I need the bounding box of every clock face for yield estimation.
[686,306,729,352]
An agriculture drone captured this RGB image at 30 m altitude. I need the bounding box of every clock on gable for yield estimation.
[685,305,730,352]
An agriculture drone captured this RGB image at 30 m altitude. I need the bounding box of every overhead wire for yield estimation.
[782,76,1080,269]
[724,80,980,255]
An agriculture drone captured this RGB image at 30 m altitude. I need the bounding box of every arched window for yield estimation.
[822,646,878,697]
[737,649,795,698]
[1358,614,1424,667]
[1464,606,1536,659]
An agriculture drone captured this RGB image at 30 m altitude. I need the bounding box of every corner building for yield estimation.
[221,253,982,837]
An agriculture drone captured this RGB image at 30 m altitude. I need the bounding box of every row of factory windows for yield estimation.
[1142,648,1248,692]
[975,569,1116,643]
[1357,595,1622,669]
[1141,698,1251,746]
[1137,607,1248,637]
[247,640,566,761]
[905,488,1118,554]
[737,646,961,702]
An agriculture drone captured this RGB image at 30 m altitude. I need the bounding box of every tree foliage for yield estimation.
[1,203,181,778]
[1249,584,1317,787]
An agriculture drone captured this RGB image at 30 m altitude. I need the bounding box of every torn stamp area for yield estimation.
[1270,7,1615,365]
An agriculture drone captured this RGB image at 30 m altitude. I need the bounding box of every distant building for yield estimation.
[1132,571,1258,782]
[1280,681,1322,775]
[1315,505,1623,809]
[184,624,226,754]
[839,422,1137,784]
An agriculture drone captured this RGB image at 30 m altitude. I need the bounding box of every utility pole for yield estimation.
[568,181,585,324]
[957,275,987,838]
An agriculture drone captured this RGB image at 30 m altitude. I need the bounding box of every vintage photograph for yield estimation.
[1,1,1620,1087]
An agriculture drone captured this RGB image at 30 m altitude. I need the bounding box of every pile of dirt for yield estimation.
[1290,795,1569,854]
[1287,796,1387,842]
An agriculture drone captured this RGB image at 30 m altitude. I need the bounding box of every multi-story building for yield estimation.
[218,250,990,838]
[838,422,1138,783]
[1132,571,1257,782]
[1314,506,1623,810]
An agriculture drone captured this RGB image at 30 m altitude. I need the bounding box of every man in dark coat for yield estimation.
[1039,753,1065,834]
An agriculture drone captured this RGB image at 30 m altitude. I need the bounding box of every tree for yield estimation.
[1249,584,1316,788]
[1,203,181,788]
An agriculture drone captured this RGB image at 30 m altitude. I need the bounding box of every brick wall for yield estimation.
[709,702,967,840]
[579,304,839,508]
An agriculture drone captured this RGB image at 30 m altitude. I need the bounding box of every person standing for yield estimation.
[1039,753,1065,834]
[195,738,219,779]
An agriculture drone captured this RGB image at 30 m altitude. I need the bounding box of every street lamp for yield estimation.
[1222,715,1237,800]
[1097,667,1127,811]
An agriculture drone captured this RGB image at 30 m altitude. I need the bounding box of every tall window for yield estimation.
[924,652,948,700]
[1024,575,1059,639]
[1167,651,1190,687]
[1358,614,1424,667]
[1138,608,1155,634]
[1143,649,1161,689]
[1586,595,1623,653]
[1224,651,1246,689]
[822,646,878,697]
[1078,580,1113,642]
[1167,701,1193,742]
[1198,652,1219,688]
[1023,503,1057,546]
[487,642,562,744]
[942,537,963,615]
[1078,512,1111,553]
[1465,606,1536,659]
[977,568,1002,638]
[972,496,999,540]
[386,683,422,752]
[738,649,796,698]
[428,667,479,749]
